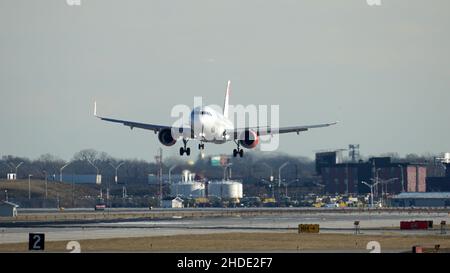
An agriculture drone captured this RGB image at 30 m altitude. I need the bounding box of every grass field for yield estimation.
[0,180,99,207]
[0,179,97,198]
[1,232,449,252]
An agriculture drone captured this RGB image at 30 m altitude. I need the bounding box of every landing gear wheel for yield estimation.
[179,138,191,156]
[233,140,243,157]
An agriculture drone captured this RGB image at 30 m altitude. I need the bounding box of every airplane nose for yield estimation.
[190,113,203,133]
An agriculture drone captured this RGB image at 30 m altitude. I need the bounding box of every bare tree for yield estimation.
[73,149,100,163]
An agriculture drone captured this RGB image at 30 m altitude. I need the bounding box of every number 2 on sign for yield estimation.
[66,241,81,253]
[366,241,381,253]
[32,235,41,249]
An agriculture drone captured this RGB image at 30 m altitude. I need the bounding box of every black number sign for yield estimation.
[29,233,45,251]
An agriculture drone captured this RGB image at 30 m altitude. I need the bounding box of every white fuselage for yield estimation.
[190,106,234,144]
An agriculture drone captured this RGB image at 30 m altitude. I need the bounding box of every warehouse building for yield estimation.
[426,156,450,192]
[427,177,450,192]
[319,156,426,195]
[315,151,343,175]
[389,192,450,207]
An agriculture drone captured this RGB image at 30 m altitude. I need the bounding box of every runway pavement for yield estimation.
[1,211,449,244]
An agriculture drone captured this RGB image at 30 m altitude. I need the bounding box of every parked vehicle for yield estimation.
[95,203,106,211]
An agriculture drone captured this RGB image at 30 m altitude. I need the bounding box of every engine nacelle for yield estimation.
[238,130,259,149]
[158,128,176,146]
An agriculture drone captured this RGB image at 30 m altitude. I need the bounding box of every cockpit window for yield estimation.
[200,111,212,116]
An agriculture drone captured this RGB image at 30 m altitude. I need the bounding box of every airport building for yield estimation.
[55,174,102,184]
[426,154,450,192]
[315,151,343,175]
[6,173,16,180]
[389,192,450,207]
[427,177,450,192]
[0,201,19,217]
[161,196,184,208]
[319,155,426,195]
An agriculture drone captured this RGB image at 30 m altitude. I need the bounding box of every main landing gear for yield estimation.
[198,143,205,150]
[179,139,190,156]
[233,141,244,158]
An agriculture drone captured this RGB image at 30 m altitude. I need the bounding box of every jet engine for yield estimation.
[238,130,259,149]
[158,128,176,146]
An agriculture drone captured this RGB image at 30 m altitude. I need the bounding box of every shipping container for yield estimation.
[400,220,429,230]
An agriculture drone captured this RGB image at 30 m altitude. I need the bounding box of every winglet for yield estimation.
[326,121,338,127]
[94,101,98,117]
[223,80,230,119]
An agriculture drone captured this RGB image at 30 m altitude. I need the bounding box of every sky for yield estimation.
[0,0,449,161]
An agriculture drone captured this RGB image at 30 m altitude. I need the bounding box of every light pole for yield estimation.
[60,162,72,182]
[345,165,349,195]
[284,178,300,198]
[260,162,274,181]
[122,186,127,199]
[278,162,290,199]
[15,162,24,175]
[28,174,33,200]
[375,168,381,198]
[361,180,380,208]
[88,160,99,176]
[2,162,13,173]
[223,163,233,181]
[379,178,399,191]
[278,162,289,187]
[312,181,325,189]
[43,170,48,200]
[168,164,179,185]
[5,162,24,179]
[109,162,125,184]
[88,160,102,205]
[398,165,405,192]
[372,178,399,206]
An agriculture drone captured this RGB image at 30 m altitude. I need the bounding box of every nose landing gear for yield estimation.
[179,139,191,156]
[233,141,244,158]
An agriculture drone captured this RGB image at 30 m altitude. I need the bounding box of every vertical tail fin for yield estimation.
[223,80,230,119]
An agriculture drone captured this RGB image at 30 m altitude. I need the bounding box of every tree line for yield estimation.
[0,149,318,185]
[1,149,444,186]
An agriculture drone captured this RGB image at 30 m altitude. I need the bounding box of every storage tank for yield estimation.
[170,181,205,198]
[208,181,243,199]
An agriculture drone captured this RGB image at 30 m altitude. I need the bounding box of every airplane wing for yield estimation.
[229,122,338,139]
[94,102,173,133]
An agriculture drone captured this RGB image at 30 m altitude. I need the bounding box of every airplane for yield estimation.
[94,81,337,157]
